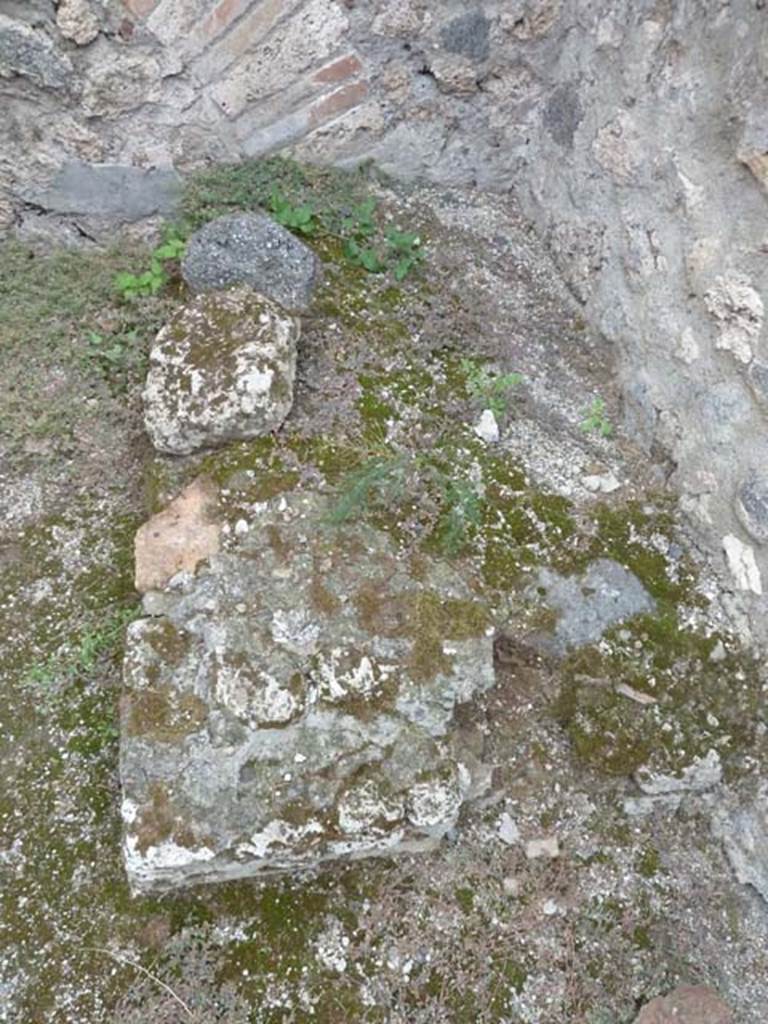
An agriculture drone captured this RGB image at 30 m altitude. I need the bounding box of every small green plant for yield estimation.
[326,454,411,525]
[337,197,425,280]
[341,198,387,273]
[83,328,147,393]
[434,476,483,556]
[461,359,523,418]
[114,228,186,300]
[342,197,377,240]
[342,238,387,273]
[580,397,613,437]
[270,188,317,235]
[23,605,140,691]
[386,228,424,282]
[329,451,483,557]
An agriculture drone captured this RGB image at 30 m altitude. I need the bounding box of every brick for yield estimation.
[122,0,158,16]
[240,78,370,158]
[193,0,304,81]
[209,0,348,118]
[309,79,368,127]
[313,52,363,85]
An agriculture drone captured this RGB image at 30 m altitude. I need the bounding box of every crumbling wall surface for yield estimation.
[3,0,768,631]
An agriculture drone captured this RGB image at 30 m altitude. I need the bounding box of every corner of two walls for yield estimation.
[3,0,768,636]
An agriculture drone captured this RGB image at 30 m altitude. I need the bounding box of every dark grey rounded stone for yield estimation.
[181,211,322,312]
[439,11,491,62]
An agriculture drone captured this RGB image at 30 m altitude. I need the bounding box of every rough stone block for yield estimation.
[143,287,299,455]
[633,985,733,1024]
[120,491,495,893]
[439,10,491,62]
[181,211,321,310]
[21,161,181,220]
[713,781,768,905]
[56,0,100,45]
[528,558,655,654]
[0,13,73,90]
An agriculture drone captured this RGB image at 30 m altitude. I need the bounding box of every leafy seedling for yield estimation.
[270,188,317,235]
[327,454,410,525]
[386,228,424,281]
[114,228,187,300]
[342,197,378,240]
[461,358,523,418]
[343,238,386,273]
[580,397,613,437]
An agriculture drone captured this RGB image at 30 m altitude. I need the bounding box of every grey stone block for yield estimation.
[440,11,490,62]
[0,13,72,89]
[530,558,656,654]
[120,491,495,893]
[23,161,182,221]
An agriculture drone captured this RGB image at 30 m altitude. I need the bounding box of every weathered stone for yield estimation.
[704,274,764,365]
[525,836,560,860]
[120,491,495,892]
[427,53,479,95]
[634,749,722,796]
[544,84,582,148]
[722,534,763,595]
[474,409,499,443]
[0,13,73,89]
[81,52,162,116]
[181,213,321,312]
[633,985,733,1024]
[747,360,768,410]
[440,10,490,62]
[529,558,655,654]
[500,1,560,40]
[713,781,768,904]
[134,477,221,594]
[22,161,182,221]
[496,812,520,846]
[56,0,100,45]
[735,474,768,546]
[143,287,299,456]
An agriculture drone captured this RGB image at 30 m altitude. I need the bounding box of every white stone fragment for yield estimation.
[634,749,722,796]
[525,836,560,860]
[496,812,521,846]
[723,534,763,595]
[474,409,500,443]
[583,471,621,493]
[674,326,700,364]
[502,876,520,897]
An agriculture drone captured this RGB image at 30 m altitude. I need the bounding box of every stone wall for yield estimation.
[4,0,768,635]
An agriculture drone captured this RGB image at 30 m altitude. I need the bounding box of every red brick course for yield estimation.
[309,79,368,127]
[313,53,363,85]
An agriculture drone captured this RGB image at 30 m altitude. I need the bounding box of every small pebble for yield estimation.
[502,876,520,897]
[525,836,560,860]
[497,812,521,846]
